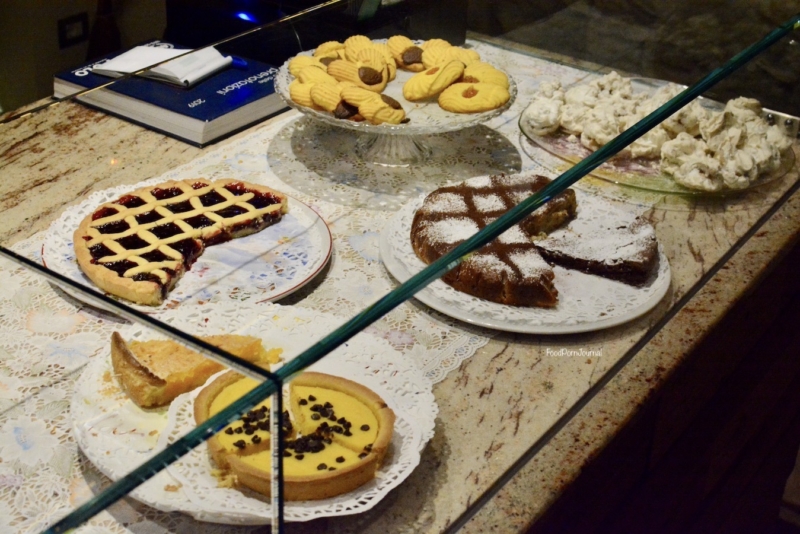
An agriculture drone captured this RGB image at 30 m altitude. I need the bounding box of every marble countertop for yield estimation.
[1,49,799,532]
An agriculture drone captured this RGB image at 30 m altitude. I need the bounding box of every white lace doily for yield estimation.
[380,186,671,333]
[274,41,518,135]
[41,177,332,314]
[70,303,436,524]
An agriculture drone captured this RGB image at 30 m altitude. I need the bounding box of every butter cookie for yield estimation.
[288,56,326,77]
[462,62,509,89]
[387,35,424,72]
[403,60,465,101]
[327,59,388,93]
[438,82,510,113]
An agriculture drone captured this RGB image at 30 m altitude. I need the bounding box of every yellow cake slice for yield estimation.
[111,332,281,408]
[194,370,395,500]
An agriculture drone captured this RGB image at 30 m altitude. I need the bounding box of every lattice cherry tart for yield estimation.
[73,179,288,306]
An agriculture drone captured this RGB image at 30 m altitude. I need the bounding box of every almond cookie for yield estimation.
[403,60,465,101]
[313,40,345,59]
[288,80,320,109]
[387,35,424,72]
[327,59,388,93]
[438,82,510,113]
[462,62,509,89]
[358,94,406,125]
[288,55,326,77]
[296,65,338,86]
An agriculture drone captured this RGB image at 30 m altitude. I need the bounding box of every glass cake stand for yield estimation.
[273,53,517,166]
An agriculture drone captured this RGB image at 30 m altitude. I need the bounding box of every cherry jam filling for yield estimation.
[132,273,163,285]
[169,238,203,267]
[89,243,115,261]
[199,191,226,206]
[191,182,208,190]
[116,235,150,250]
[94,220,130,234]
[185,214,214,229]
[216,205,248,218]
[224,182,249,196]
[151,187,182,200]
[247,192,281,209]
[101,260,137,276]
[149,223,183,239]
[91,207,118,221]
[115,195,147,208]
[165,200,194,213]
[135,210,164,224]
[140,250,170,262]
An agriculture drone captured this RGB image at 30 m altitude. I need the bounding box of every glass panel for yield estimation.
[0,2,797,533]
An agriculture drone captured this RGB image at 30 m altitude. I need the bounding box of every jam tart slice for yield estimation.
[194,371,395,501]
[73,178,288,306]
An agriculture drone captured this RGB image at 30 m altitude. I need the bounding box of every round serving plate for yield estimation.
[70,305,436,524]
[518,77,794,197]
[41,178,333,315]
[380,185,671,334]
[274,41,517,166]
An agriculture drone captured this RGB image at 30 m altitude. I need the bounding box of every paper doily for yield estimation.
[380,186,671,333]
[41,177,332,313]
[70,303,436,524]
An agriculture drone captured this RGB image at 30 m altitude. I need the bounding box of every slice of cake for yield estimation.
[111,332,281,408]
[194,370,395,501]
[532,213,658,285]
[410,174,577,307]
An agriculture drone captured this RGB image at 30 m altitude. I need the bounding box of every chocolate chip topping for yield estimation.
[358,66,383,85]
[308,395,316,401]
[233,440,246,449]
[317,463,328,471]
[252,435,262,444]
[336,456,345,463]
[358,452,368,459]
[295,454,304,460]
[299,399,308,406]
[380,94,402,109]
[224,427,234,435]
[360,424,370,431]
[402,46,423,65]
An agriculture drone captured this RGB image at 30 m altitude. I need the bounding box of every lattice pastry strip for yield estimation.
[73,178,288,306]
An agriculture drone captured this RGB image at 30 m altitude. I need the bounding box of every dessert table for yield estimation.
[0,34,798,533]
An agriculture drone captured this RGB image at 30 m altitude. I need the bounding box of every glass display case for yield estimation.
[0,2,798,532]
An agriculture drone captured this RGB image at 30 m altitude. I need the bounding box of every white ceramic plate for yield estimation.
[70,305,435,524]
[380,187,671,334]
[41,180,332,313]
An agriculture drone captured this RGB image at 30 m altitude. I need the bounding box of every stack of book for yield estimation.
[53,41,287,147]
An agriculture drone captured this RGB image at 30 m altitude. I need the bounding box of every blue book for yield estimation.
[53,41,287,147]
